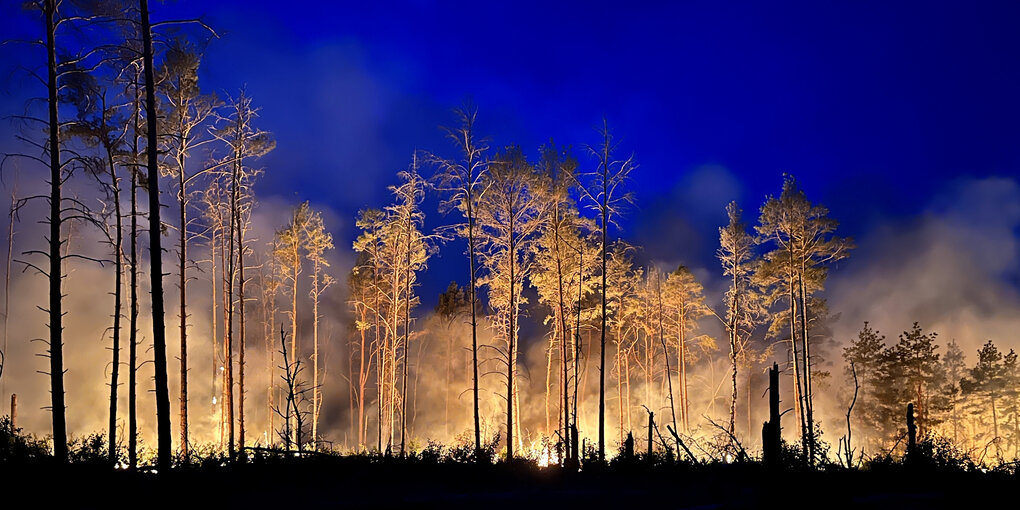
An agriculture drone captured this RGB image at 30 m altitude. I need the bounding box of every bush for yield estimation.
[0,416,49,462]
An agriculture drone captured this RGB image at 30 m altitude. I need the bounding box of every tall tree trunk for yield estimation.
[797,259,814,461]
[225,171,236,457]
[141,0,173,470]
[210,223,219,445]
[178,154,189,458]
[235,167,246,452]
[728,271,739,436]
[312,261,320,445]
[107,140,123,465]
[679,310,689,432]
[466,195,481,457]
[219,209,229,449]
[656,273,679,440]
[2,189,14,404]
[44,0,67,463]
[788,264,806,457]
[553,202,572,460]
[128,72,140,468]
[598,144,608,463]
[400,212,412,456]
[506,231,516,460]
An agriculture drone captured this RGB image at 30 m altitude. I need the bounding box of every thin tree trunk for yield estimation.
[1,189,14,403]
[797,259,814,460]
[400,212,411,456]
[237,188,246,452]
[656,273,679,441]
[729,271,739,436]
[225,171,236,457]
[506,229,516,460]
[210,223,219,446]
[467,194,481,456]
[312,260,319,444]
[44,0,67,463]
[598,141,608,463]
[788,266,806,457]
[128,72,140,468]
[178,151,189,458]
[107,136,123,465]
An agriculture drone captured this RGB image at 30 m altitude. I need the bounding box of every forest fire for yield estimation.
[1,3,1020,508]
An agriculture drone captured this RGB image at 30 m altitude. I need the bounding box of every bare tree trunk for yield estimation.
[43,0,67,463]
[209,224,219,446]
[128,80,140,468]
[656,273,679,441]
[357,305,367,448]
[140,0,173,470]
[178,158,189,459]
[107,142,123,465]
[506,233,516,460]
[553,202,572,460]
[219,209,229,449]
[3,189,15,412]
[797,260,814,461]
[598,140,608,463]
[400,215,411,456]
[466,197,481,457]
[788,269,806,458]
[680,311,690,432]
[312,261,320,445]
[728,271,739,436]
[235,170,246,452]
[225,178,236,457]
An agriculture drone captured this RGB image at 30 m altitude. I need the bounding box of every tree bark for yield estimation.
[141,0,173,470]
[44,0,68,463]
[107,125,123,465]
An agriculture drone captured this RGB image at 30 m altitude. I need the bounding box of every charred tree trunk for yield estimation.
[762,363,781,466]
[140,0,172,470]
[107,139,123,465]
[466,194,481,458]
[598,142,609,464]
[234,155,246,452]
[44,0,67,463]
[178,155,189,459]
[128,78,140,468]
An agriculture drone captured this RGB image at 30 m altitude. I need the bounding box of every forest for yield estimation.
[1,3,1019,504]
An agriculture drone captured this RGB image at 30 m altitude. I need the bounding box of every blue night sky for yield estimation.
[2,0,1019,308]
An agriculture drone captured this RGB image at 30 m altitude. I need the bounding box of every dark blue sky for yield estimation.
[3,0,1019,304]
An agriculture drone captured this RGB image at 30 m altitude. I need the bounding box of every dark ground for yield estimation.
[2,455,1015,509]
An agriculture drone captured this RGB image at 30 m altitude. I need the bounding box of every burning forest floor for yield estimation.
[2,437,1018,509]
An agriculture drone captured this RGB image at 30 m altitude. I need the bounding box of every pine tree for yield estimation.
[302,206,334,446]
[475,146,551,458]
[756,175,851,460]
[961,340,1007,457]
[717,201,759,437]
[427,105,488,456]
[577,120,635,462]
[158,38,219,458]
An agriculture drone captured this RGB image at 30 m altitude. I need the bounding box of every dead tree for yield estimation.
[839,361,859,467]
[140,0,172,470]
[762,362,781,466]
[274,326,311,452]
